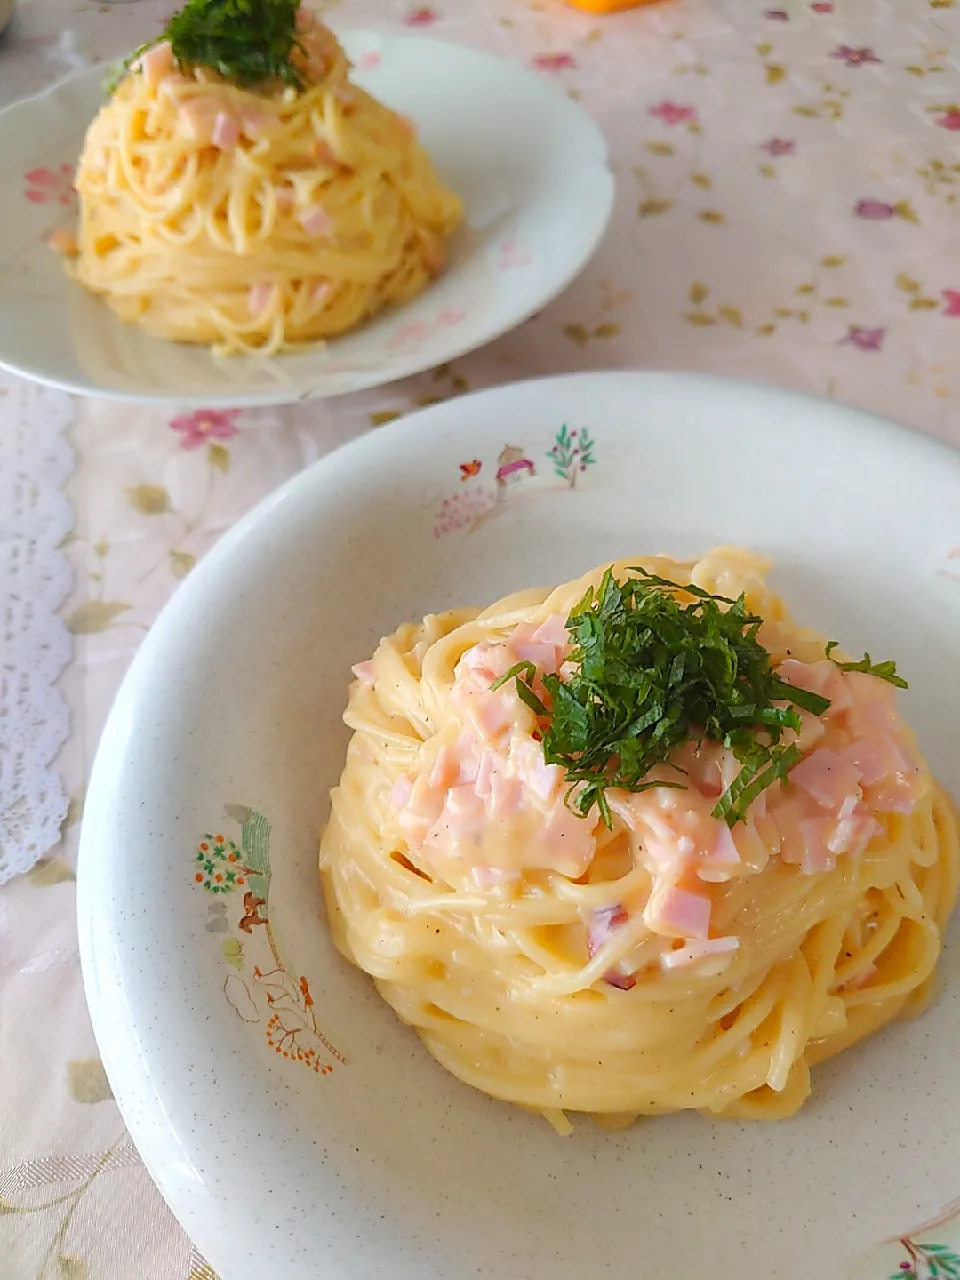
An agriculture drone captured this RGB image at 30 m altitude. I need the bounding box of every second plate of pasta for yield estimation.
[0,29,612,404]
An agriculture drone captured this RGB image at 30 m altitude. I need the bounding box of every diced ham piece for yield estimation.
[427,785,486,843]
[846,703,902,741]
[510,736,563,801]
[489,769,523,816]
[788,747,862,812]
[158,73,192,97]
[48,228,78,256]
[794,711,827,753]
[845,670,899,709]
[312,282,331,303]
[473,749,497,800]
[697,833,740,881]
[454,642,517,694]
[446,786,483,820]
[181,99,218,143]
[682,742,725,799]
[461,689,515,742]
[299,204,334,237]
[456,733,480,785]
[211,111,240,150]
[307,53,331,82]
[238,106,273,139]
[389,775,413,809]
[314,141,338,165]
[708,823,740,868]
[777,658,853,717]
[351,660,376,686]
[426,736,480,792]
[532,614,570,648]
[473,866,518,889]
[509,642,556,672]
[521,755,563,802]
[587,904,628,958]
[775,799,806,866]
[421,236,446,278]
[844,672,901,737]
[537,804,596,877]
[138,41,175,91]
[797,816,837,873]
[507,614,570,675]
[661,936,739,971]
[248,282,275,315]
[509,625,562,676]
[429,745,458,790]
[841,735,910,787]
[604,969,637,991]
[609,786,738,883]
[828,802,879,858]
[866,778,924,814]
[643,882,711,940]
[403,775,445,826]
[275,186,296,214]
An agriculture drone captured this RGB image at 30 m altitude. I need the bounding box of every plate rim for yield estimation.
[0,33,615,406]
[76,370,960,1278]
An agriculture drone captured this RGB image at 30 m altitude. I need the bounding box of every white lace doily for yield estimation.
[0,373,75,882]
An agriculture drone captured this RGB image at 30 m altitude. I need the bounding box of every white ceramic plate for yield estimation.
[0,34,612,406]
[78,373,960,1280]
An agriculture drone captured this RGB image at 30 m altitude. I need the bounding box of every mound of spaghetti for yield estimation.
[320,549,959,1133]
[65,0,463,355]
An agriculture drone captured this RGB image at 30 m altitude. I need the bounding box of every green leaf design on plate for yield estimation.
[891,1242,960,1280]
[125,484,171,515]
[170,549,197,579]
[208,442,230,473]
[66,1058,113,1104]
[188,1262,219,1280]
[67,601,131,634]
[64,789,85,830]
[28,858,76,886]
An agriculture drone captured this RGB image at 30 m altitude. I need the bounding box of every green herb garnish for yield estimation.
[129,0,306,92]
[824,641,908,689]
[494,568,903,829]
[103,59,129,96]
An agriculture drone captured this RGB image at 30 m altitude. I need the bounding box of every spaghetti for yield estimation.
[66,11,463,355]
[319,550,959,1132]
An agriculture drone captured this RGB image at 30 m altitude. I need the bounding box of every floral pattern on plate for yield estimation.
[432,424,598,537]
[192,806,345,1076]
[848,1200,960,1278]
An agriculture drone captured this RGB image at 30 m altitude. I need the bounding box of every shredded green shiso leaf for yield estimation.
[493,568,905,828]
[119,0,306,94]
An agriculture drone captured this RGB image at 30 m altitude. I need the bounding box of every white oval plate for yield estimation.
[0,33,612,406]
[78,373,960,1280]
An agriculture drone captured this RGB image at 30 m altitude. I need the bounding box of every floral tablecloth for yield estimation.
[2,0,960,1276]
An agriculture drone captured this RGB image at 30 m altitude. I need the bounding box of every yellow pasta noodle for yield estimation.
[320,550,959,1132]
[66,14,463,355]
